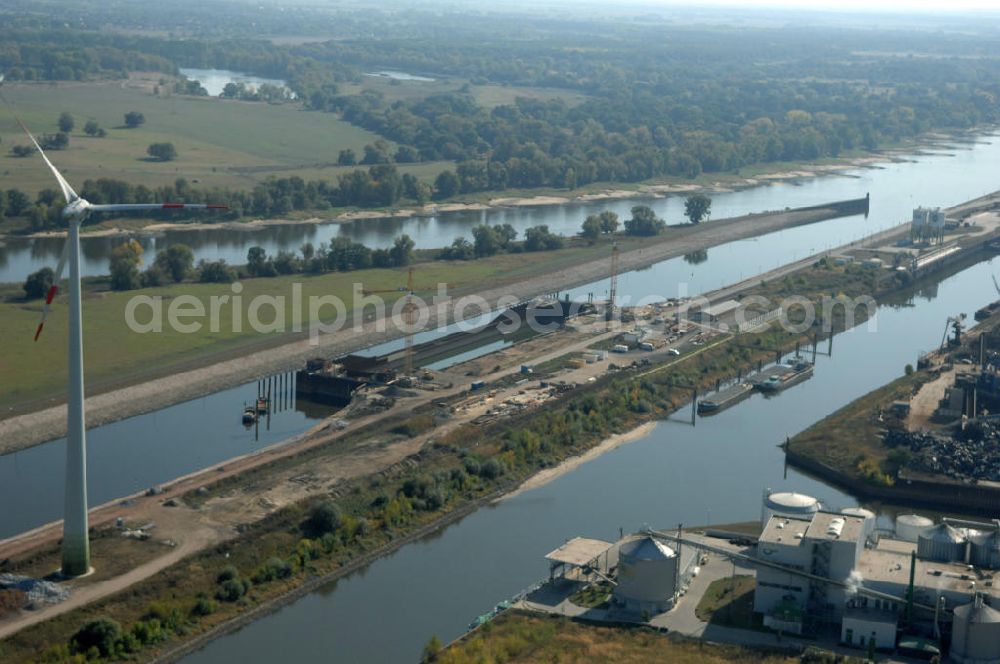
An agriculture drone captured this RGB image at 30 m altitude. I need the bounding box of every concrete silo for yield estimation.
[895,513,933,543]
[761,490,820,525]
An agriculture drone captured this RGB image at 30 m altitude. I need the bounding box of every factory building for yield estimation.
[755,511,865,633]
[752,502,1000,659]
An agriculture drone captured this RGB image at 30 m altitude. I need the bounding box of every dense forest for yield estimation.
[2,0,1000,223]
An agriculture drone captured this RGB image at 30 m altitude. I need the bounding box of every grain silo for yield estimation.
[761,490,820,525]
[613,536,677,614]
[917,523,967,563]
[951,594,1000,664]
[841,507,876,540]
[895,514,934,542]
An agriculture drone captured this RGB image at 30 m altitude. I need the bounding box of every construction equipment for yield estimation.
[361,268,421,375]
[940,314,966,351]
[607,242,619,325]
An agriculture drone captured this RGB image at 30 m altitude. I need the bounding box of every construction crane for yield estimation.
[607,241,619,325]
[361,268,421,375]
[940,313,966,351]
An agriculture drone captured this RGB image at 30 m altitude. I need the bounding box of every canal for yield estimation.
[0,136,996,284]
[180,255,1000,663]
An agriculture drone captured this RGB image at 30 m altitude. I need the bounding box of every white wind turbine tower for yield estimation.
[4,84,226,576]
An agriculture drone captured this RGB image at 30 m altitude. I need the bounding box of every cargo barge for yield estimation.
[697,382,753,415]
[755,359,814,393]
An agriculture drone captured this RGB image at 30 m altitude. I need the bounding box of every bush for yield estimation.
[216,565,239,584]
[216,578,250,602]
[191,596,216,616]
[23,266,54,300]
[147,142,177,161]
[303,500,342,537]
[253,557,294,583]
[70,617,123,657]
[480,458,506,479]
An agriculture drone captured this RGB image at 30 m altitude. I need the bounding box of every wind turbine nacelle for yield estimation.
[63,199,90,220]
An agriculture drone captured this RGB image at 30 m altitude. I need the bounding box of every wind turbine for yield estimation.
[4,87,225,576]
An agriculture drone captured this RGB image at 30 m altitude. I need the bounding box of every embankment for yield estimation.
[0,197,872,454]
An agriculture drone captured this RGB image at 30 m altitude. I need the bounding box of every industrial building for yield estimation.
[750,496,1000,660]
[912,206,948,244]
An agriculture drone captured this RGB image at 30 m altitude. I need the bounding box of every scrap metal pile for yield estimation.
[884,422,1000,482]
[0,573,69,609]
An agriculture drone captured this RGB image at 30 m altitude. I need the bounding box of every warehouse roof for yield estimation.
[699,299,742,318]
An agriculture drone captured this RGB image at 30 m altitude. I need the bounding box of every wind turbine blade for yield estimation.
[11,114,79,205]
[87,203,229,212]
[33,239,70,341]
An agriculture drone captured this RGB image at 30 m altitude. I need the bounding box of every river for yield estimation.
[1,136,999,660]
[2,137,999,539]
[0,138,995,285]
[180,255,1000,664]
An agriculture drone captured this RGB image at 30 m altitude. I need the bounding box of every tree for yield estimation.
[624,205,665,236]
[390,234,415,266]
[524,225,563,251]
[23,267,54,300]
[684,194,712,224]
[83,120,102,136]
[472,224,500,257]
[439,237,474,260]
[337,149,356,166]
[58,112,74,133]
[71,617,123,657]
[40,132,68,150]
[7,189,31,216]
[247,246,268,276]
[304,500,342,537]
[421,635,442,663]
[433,170,459,199]
[154,244,194,282]
[147,142,177,161]
[124,111,145,128]
[198,259,236,283]
[581,214,602,240]
[10,144,33,157]
[599,211,619,234]
[109,240,143,291]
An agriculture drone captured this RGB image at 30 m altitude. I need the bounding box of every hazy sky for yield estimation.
[641,0,1000,10]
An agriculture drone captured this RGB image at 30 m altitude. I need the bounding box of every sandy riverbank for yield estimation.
[501,422,657,500]
[13,139,954,241]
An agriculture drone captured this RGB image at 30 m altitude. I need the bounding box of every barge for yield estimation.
[697,382,753,415]
[755,359,814,393]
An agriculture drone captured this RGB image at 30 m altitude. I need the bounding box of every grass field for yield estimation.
[338,73,588,109]
[695,576,762,631]
[0,78,449,198]
[0,239,619,410]
[438,610,797,663]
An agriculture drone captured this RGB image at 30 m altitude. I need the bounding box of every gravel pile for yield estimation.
[0,573,70,608]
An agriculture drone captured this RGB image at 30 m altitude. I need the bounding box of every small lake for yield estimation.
[178,68,291,97]
[365,70,436,82]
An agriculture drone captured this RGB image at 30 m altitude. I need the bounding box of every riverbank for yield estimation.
[12,128,984,241]
[0,197,872,452]
[500,422,657,500]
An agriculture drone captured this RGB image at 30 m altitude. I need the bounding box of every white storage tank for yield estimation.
[613,536,677,614]
[951,595,1000,664]
[969,530,1000,570]
[841,507,876,540]
[917,523,967,563]
[895,514,934,542]
[762,490,820,525]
